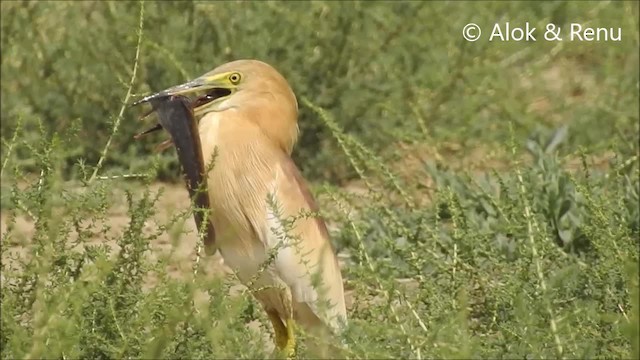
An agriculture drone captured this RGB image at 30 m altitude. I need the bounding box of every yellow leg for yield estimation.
[283,318,296,358]
[267,310,288,350]
[262,289,296,359]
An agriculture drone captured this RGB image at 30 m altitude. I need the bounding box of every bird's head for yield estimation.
[134,59,299,153]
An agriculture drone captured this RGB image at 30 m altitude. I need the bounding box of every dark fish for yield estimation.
[135,95,216,254]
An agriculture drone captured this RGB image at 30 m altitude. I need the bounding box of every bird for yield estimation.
[134,59,347,358]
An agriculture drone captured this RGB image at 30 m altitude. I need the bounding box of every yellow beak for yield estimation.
[132,77,211,106]
[130,75,234,250]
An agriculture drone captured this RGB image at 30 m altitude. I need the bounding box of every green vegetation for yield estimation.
[1,1,638,359]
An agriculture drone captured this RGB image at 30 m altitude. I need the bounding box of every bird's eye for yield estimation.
[228,73,241,84]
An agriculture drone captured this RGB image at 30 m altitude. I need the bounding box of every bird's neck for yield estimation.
[211,93,299,155]
[198,110,292,169]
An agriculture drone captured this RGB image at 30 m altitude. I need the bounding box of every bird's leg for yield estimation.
[267,311,296,359]
[280,292,297,359]
[283,317,297,358]
[266,310,288,350]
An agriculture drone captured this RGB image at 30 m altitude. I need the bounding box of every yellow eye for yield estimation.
[228,73,241,84]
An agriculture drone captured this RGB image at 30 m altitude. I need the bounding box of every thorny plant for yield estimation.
[1,84,639,359]
[2,1,639,359]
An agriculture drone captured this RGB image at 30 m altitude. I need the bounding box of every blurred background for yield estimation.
[2,1,637,184]
[1,1,638,359]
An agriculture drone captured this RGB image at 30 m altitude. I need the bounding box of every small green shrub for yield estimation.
[1,1,638,359]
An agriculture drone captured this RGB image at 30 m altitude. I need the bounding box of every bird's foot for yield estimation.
[281,318,297,359]
[271,342,296,360]
[283,340,296,359]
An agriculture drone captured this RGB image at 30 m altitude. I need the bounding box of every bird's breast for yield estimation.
[197,112,278,278]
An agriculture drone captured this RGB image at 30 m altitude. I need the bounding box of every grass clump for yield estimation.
[1,1,638,359]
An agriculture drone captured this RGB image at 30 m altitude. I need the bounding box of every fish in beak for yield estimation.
[132,74,232,146]
[132,93,217,254]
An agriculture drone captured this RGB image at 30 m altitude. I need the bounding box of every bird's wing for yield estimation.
[264,152,347,331]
